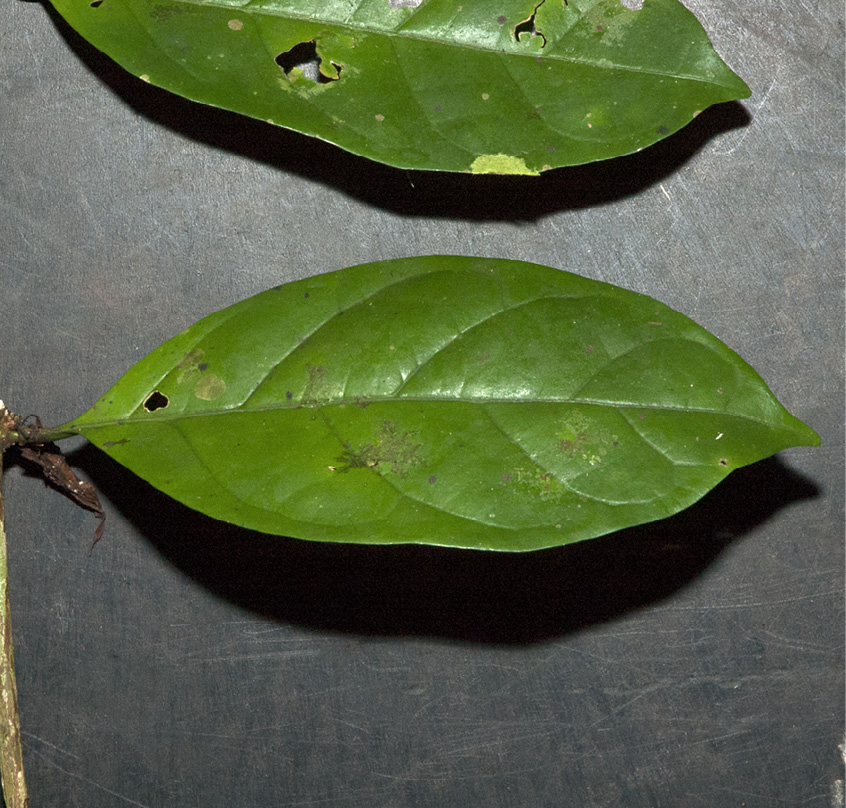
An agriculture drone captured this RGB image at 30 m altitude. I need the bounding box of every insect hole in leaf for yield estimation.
[515,3,548,47]
[275,42,341,84]
[143,391,169,412]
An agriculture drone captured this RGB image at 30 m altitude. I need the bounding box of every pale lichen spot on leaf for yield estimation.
[505,466,568,503]
[194,374,226,402]
[593,8,637,44]
[336,421,423,477]
[176,347,206,385]
[227,19,243,30]
[301,363,328,402]
[470,154,539,176]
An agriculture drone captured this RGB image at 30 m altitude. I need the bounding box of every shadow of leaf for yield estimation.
[64,445,817,644]
[40,0,751,221]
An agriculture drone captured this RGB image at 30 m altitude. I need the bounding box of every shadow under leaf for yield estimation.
[63,445,817,645]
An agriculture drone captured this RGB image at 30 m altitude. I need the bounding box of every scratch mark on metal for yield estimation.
[712,67,781,156]
[21,741,153,807]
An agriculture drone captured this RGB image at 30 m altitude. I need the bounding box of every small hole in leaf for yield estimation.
[514,7,547,47]
[143,391,169,412]
[89,0,103,6]
[275,42,341,84]
[719,458,728,466]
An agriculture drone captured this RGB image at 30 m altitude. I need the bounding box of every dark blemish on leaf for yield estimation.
[286,391,293,400]
[143,391,169,412]
[585,345,594,353]
[89,0,102,7]
[637,412,645,419]
[559,433,588,455]
[428,475,437,484]
[547,146,555,153]
[307,364,325,383]
[612,441,619,447]
[596,25,604,32]
[304,292,310,298]
[434,104,442,112]
[197,362,209,372]
[102,438,130,448]
[497,15,507,23]
[177,348,205,370]
[276,42,342,84]
[657,125,669,135]
[719,458,729,466]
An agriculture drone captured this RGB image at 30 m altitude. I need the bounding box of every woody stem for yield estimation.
[0,403,30,807]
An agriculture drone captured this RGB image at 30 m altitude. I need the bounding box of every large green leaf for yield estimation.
[47,0,749,173]
[56,257,817,551]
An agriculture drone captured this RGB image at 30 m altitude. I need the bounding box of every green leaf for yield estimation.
[57,257,817,551]
[46,0,750,173]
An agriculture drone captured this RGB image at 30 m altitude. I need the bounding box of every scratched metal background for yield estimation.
[1,1,843,806]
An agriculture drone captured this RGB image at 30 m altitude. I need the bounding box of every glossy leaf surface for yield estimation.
[47,0,749,173]
[59,257,818,551]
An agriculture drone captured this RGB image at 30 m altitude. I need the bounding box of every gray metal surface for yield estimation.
[1,1,843,806]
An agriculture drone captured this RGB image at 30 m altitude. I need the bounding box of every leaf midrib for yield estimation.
[69,396,783,434]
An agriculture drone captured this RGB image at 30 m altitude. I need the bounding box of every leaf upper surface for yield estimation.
[61,257,818,550]
[47,0,750,172]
